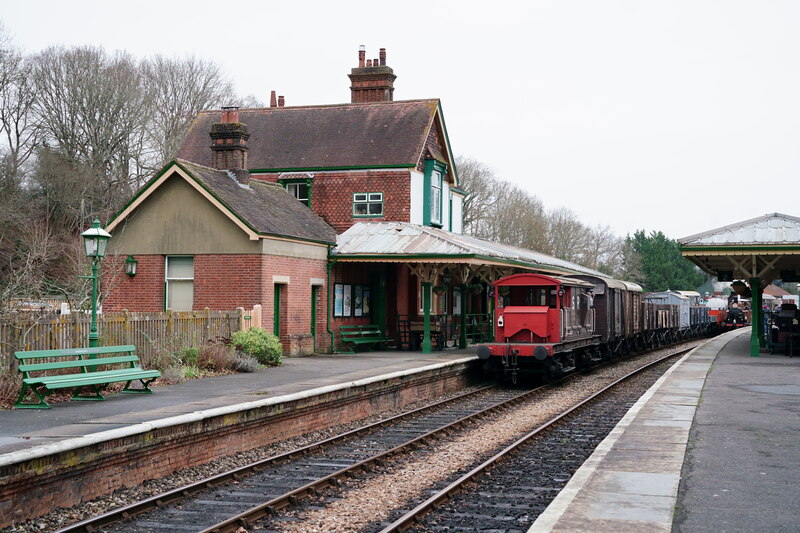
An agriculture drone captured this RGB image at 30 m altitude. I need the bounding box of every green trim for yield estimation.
[423,159,446,227]
[273,284,281,337]
[450,186,468,196]
[108,161,177,228]
[311,285,318,352]
[681,245,800,252]
[251,164,416,173]
[421,282,432,353]
[435,101,459,188]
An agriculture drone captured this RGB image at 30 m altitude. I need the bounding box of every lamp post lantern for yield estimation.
[80,219,111,348]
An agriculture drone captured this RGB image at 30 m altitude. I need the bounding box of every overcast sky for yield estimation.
[3,0,798,240]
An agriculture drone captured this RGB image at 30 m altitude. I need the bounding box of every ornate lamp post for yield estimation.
[80,219,111,348]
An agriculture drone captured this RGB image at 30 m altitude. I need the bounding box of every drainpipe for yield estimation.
[327,249,336,353]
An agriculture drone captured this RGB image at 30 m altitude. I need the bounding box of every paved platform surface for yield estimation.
[0,349,475,458]
[530,328,800,533]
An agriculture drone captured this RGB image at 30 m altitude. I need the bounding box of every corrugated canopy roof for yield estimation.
[679,213,800,283]
[333,221,605,276]
[679,213,800,245]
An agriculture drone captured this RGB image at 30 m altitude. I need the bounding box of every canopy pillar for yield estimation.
[408,263,445,354]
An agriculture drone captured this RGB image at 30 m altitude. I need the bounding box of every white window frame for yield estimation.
[165,256,194,311]
[353,192,384,217]
[286,181,309,206]
[430,170,442,225]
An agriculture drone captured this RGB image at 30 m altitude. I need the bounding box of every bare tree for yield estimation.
[142,55,234,168]
[31,46,152,209]
[0,26,39,188]
[544,207,590,263]
[455,156,500,236]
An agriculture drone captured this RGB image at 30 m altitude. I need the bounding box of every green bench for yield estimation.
[14,345,161,409]
[338,324,394,353]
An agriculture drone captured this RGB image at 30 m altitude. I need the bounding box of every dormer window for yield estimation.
[423,159,447,228]
[278,173,313,207]
[286,182,309,206]
[430,169,442,225]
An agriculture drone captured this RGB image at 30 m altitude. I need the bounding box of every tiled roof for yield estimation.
[176,160,337,244]
[177,100,441,171]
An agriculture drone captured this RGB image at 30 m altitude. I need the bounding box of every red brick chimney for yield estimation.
[348,45,396,103]
[209,106,251,184]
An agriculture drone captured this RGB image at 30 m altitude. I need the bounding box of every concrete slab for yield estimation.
[529,330,733,533]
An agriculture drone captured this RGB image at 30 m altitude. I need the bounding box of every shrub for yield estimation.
[150,350,182,373]
[181,347,200,366]
[198,343,234,371]
[231,353,262,373]
[182,365,202,379]
[160,365,185,384]
[231,327,282,366]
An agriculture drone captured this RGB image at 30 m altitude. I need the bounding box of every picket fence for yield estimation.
[0,306,262,373]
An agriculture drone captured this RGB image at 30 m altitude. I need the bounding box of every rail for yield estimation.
[379,347,692,531]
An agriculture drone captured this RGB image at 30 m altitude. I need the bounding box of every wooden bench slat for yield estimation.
[26,371,161,390]
[338,324,393,353]
[14,345,136,360]
[24,367,159,384]
[14,344,160,409]
[18,355,140,373]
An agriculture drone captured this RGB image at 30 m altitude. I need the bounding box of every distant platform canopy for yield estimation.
[679,213,800,284]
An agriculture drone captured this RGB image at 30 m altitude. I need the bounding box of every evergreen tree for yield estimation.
[625,230,708,292]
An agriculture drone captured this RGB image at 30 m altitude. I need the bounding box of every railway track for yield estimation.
[53,345,693,533]
[380,348,689,532]
[56,383,538,532]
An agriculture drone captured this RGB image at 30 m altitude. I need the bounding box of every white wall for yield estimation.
[410,170,424,225]
[450,191,464,234]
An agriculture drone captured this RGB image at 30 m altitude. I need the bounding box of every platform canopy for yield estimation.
[333,221,605,277]
[678,213,800,285]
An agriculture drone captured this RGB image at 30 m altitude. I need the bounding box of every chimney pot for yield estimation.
[358,45,366,67]
[270,90,277,107]
[349,47,396,103]
[278,95,285,107]
[221,106,239,123]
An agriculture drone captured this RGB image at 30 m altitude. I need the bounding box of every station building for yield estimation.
[105,47,602,355]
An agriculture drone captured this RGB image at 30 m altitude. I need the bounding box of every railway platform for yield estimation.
[0,348,476,457]
[531,327,800,533]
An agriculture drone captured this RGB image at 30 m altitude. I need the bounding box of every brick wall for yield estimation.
[105,255,165,312]
[253,169,411,233]
[104,253,331,354]
[195,254,262,310]
[260,254,329,354]
[0,363,477,528]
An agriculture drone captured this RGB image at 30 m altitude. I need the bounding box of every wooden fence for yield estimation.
[0,306,261,373]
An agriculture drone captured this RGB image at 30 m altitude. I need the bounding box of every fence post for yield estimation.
[237,307,245,332]
[252,304,262,330]
[167,309,174,339]
[123,309,131,345]
[205,307,211,343]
